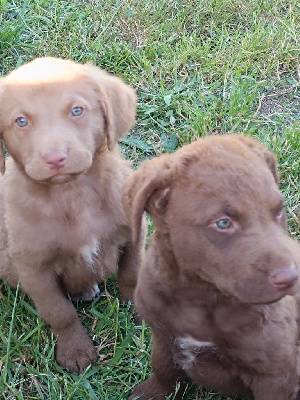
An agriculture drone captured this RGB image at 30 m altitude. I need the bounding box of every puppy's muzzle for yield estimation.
[44,150,68,171]
[269,268,298,290]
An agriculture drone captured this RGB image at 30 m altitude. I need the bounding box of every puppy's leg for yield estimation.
[17,264,97,374]
[251,373,299,400]
[117,219,146,303]
[117,241,143,302]
[130,329,186,400]
[187,354,252,398]
[250,341,299,399]
[0,249,19,287]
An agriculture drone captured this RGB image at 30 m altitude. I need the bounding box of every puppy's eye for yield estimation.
[15,117,28,127]
[214,218,232,230]
[71,107,83,117]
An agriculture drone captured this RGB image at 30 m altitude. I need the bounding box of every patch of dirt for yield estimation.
[259,78,300,123]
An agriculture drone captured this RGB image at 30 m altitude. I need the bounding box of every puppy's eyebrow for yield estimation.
[11,109,34,125]
[222,204,242,219]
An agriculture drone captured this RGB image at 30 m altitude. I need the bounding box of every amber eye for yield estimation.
[214,218,232,230]
[15,117,28,127]
[71,107,83,117]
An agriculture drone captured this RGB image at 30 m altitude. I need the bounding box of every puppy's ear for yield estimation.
[234,134,279,183]
[261,149,279,183]
[85,64,137,150]
[122,154,174,242]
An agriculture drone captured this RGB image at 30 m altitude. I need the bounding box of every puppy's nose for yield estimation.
[45,150,67,170]
[269,268,298,290]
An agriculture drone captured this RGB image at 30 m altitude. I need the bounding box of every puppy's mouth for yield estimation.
[232,283,298,305]
[33,171,83,185]
[44,172,81,184]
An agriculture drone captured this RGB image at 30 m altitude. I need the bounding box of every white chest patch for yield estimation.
[79,238,101,270]
[176,335,216,370]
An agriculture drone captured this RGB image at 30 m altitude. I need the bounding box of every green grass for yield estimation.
[0,0,299,398]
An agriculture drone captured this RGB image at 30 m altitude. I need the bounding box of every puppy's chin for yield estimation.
[24,165,89,184]
[233,285,298,305]
[31,172,83,185]
[46,173,80,184]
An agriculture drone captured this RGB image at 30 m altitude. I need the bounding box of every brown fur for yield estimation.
[123,134,300,400]
[0,57,146,374]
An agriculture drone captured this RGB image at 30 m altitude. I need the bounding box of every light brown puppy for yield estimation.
[0,57,145,374]
[123,134,300,400]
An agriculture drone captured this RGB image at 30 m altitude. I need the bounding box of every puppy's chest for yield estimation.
[55,202,109,237]
[76,236,102,269]
[170,310,220,370]
[175,335,218,370]
[5,173,129,273]
[18,197,123,262]
[55,206,123,258]
[171,304,269,371]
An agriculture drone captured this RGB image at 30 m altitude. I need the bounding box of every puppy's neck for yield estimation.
[151,230,180,281]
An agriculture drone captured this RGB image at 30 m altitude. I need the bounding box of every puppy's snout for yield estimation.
[45,150,67,170]
[269,268,298,290]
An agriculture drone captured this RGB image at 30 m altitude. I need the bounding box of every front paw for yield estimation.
[70,283,100,303]
[129,379,170,400]
[55,327,97,374]
[129,375,185,400]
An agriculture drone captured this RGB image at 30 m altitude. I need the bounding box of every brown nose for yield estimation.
[45,150,67,170]
[269,269,298,290]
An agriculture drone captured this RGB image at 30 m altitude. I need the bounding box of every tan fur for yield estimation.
[0,57,146,374]
[123,134,300,400]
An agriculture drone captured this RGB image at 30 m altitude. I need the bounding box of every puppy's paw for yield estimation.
[55,327,97,374]
[132,311,143,326]
[129,379,170,400]
[71,283,100,303]
[129,375,184,400]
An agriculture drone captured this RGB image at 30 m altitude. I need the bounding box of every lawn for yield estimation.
[0,0,299,399]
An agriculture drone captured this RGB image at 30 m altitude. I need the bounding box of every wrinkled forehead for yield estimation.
[170,155,283,217]
[1,76,97,117]
[3,69,93,93]
[174,137,277,191]
[4,58,83,84]
[2,58,95,101]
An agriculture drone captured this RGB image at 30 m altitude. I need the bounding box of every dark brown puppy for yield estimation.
[123,134,300,400]
[0,57,146,374]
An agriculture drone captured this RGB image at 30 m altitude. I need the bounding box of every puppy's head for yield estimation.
[123,134,300,304]
[0,57,136,183]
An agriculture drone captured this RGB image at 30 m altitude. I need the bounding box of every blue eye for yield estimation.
[71,107,83,117]
[15,117,28,127]
[214,218,232,230]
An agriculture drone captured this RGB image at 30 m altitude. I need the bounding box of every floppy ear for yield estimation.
[85,64,137,150]
[234,134,279,183]
[261,149,279,183]
[122,154,174,242]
